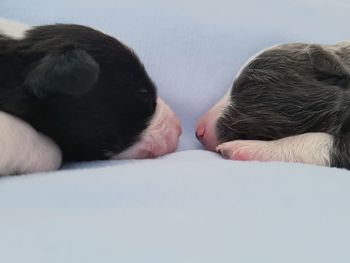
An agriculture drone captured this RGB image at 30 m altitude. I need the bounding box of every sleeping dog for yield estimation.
[197,42,350,169]
[0,18,181,175]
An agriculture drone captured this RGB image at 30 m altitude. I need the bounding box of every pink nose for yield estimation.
[195,118,220,151]
[196,91,231,151]
[195,126,204,141]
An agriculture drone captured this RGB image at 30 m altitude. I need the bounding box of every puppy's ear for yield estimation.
[307,44,349,87]
[24,48,99,98]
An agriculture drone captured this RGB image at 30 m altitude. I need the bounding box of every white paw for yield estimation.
[0,112,62,176]
[216,140,275,161]
[215,133,332,166]
[22,133,62,175]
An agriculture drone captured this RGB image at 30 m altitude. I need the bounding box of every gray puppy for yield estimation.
[196,42,350,169]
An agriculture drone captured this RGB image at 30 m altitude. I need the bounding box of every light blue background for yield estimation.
[1,2,350,262]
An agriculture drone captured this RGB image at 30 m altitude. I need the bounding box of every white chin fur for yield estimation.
[0,111,62,176]
[0,17,31,39]
[112,97,181,159]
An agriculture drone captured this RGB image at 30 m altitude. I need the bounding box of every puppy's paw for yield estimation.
[0,112,62,176]
[216,140,276,162]
[24,134,63,174]
[215,133,332,166]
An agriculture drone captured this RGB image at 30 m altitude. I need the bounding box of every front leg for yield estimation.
[216,132,333,167]
[0,112,62,176]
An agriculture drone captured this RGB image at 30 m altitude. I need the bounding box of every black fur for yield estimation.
[216,43,350,169]
[24,48,99,98]
[0,24,157,161]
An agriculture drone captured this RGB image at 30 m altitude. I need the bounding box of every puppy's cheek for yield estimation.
[114,97,181,159]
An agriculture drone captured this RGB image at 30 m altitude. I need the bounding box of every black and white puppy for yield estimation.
[0,18,181,175]
[196,41,350,169]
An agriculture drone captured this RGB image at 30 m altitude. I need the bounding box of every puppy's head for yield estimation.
[1,24,181,161]
[197,43,350,151]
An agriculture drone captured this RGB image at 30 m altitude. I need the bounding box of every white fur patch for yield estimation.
[216,132,332,166]
[113,97,181,159]
[0,17,31,39]
[0,112,62,176]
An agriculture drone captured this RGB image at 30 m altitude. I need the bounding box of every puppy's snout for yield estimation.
[196,116,219,151]
[116,97,181,159]
[196,91,231,151]
[195,127,205,141]
[143,97,182,157]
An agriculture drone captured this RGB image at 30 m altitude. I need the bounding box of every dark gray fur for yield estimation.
[216,42,350,169]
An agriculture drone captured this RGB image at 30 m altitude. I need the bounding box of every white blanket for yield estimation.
[1,150,350,262]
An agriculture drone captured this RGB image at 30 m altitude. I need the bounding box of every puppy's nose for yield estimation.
[195,123,220,151]
[195,127,205,141]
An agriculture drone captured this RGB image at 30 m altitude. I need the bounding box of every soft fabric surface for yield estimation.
[1,1,350,262]
[1,151,350,262]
